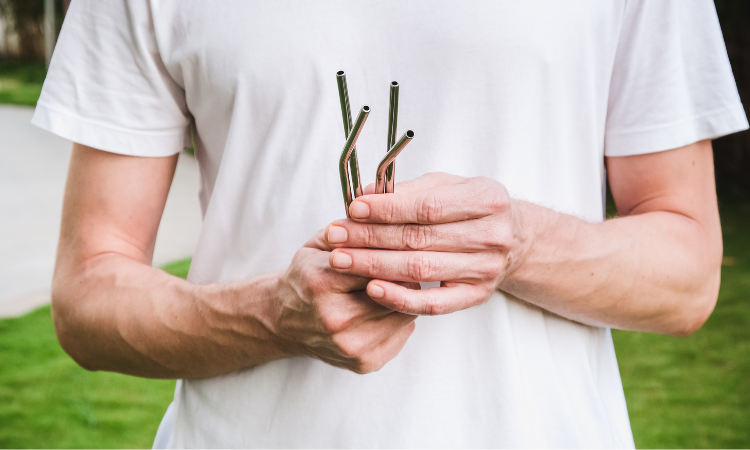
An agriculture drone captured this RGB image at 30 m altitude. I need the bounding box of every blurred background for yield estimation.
[0,1,748,448]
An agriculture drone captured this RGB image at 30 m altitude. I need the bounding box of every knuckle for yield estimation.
[355,357,383,374]
[482,257,506,279]
[393,295,409,314]
[363,253,381,277]
[383,200,398,223]
[353,360,370,374]
[475,177,508,213]
[387,289,410,313]
[424,298,445,316]
[320,312,349,334]
[484,191,508,214]
[303,266,328,296]
[336,340,359,359]
[483,227,514,251]
[354,224,376,248]
[416,194,443,223]
[407,254,433,282]
[402,224,436,250]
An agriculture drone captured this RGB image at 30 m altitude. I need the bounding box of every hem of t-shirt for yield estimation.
[32,100,188,157]
[604,104,749,157]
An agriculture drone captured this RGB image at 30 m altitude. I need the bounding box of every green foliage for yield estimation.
[0,0,65,61]
[0,59,46,106]
[0,60,47,83]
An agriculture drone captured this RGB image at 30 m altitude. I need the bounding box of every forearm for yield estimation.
[500,200,722,335]
[52,253,288,379]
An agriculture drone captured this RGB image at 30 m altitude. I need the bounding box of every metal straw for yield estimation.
[375,130,414,195]
[336,71,363,198]
[339,106,370,217]
[385,81,399,193]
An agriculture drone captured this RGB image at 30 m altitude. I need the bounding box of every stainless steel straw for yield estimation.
[375,130,414,195]
[339,106,370,217]
[336,71,363,198]
[385,81,399,193]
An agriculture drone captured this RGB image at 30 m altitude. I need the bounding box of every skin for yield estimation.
[52,139,720,378]
[327,139,721,336]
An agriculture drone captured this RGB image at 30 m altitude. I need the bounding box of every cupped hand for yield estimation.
[270,229,418,374]
[324,172,527,316]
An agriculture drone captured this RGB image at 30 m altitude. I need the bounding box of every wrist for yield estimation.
[195,271,293,366]
[499,199,535,289]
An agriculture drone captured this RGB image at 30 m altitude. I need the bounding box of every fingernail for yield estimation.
[331,251,352,269]
[350,201,370,219]
[368,283,385,299]
[327,225,348,244]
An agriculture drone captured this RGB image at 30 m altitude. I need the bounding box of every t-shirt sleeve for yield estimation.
[31,0,190,157]
[604,0,748,157]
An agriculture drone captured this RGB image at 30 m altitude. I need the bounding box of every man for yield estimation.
[34,0,746,447]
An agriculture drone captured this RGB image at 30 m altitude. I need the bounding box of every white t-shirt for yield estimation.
[34,1,747,447]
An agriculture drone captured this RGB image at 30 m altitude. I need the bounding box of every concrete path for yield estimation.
[0,105,202,318]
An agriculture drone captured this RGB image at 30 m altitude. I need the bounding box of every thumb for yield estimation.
[304,228,334,251]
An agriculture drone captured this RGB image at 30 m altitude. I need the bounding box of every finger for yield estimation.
[322,290,398,326]
[304,228,334,251]
[301,250,371,293]
[367,280,489,315]
[363,183,377,195]
[349,320,416,374]
[349,177,508,224]
[335,310,416,355]
[330,248,497,283]
[316,278,420,329]
[325,219,509,252]
[393,172,466,194]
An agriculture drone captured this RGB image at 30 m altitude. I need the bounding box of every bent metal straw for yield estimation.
[338,106,370,218]
[376,130,414,195]
[336,72,414,217]
[336,71,363,199]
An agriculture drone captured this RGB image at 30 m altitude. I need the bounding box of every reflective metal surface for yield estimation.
[385,81,399,194]
[338,106,370,217]
[375,130,414,195]
[336,71,363,198]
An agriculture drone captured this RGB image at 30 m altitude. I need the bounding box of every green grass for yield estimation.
[1,210,750,449]
[0,258,191,448]
[0,60,46,107]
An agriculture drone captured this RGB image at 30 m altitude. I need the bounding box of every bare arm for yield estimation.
[53,144,415,378]
[324,140,721,336]
[500,139,721,335]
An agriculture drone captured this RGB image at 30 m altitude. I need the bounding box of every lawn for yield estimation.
[0,60,46,107]
[1,206,749,448]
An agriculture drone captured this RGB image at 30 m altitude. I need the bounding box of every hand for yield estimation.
[324,173,525,316]
[268,229,417,374]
